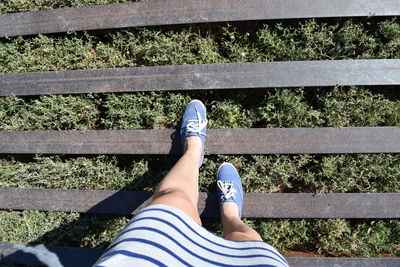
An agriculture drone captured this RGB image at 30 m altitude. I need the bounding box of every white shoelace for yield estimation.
[186,107,207,136]
[217,180,237,200]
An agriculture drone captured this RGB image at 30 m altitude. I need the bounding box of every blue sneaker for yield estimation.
[180,100,207,167]
[217,163,244,218]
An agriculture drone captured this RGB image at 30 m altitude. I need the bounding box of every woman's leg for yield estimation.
[217,163,263,241]
[148,99,207,226]
[148,136,203,225]
[220,202,263,241]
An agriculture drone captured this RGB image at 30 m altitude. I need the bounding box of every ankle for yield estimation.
[184,136,202,162]
[186,136,202,150]
[220,202,240,220]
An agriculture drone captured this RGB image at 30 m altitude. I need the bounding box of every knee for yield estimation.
[153,188,194,204]
[149,188,201,225]
[224,231,263,242]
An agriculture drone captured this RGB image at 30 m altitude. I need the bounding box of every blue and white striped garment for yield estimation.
[94,204,289,267]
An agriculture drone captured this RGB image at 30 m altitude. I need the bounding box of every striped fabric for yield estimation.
[94,204,289,267]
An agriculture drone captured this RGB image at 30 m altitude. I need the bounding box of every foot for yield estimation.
[217,163,244,218]
[180,100,207,167]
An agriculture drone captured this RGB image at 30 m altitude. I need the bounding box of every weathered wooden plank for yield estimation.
[1,0,399,37]
[1,242,399,267]
[0,127,399,155]
[1,60,400,96]
[0,242,103,267]
[286,257,400,267]
[0,188,153,215]
[1,188,399,218]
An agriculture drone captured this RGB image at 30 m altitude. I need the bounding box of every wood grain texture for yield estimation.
[0,242,103,267]
[1,242,399,267]
[286,257,400,267]
[0,0,399,37]
[0,127,399,155]
[1,60,400,96]
[1,188,399,218]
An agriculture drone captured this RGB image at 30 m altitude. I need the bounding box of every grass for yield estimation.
[1,87,399,130]
[1,154,399,194]
[0,2,399,259]
[1,19,400,74]
[0,210,130,248]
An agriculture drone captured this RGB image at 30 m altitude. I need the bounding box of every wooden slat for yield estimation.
[286,257,400,267]
[0,127,399,155]
[1,60,400,96]
[1,188,399,218]
[0,242,103,267]
[1,0,400,37]
[1,242,399,267]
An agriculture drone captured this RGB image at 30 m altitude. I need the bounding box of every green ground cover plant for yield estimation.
[1,87,399,130]
[0,2,399,258]
[1,19,400,74]
[1,154,399,193]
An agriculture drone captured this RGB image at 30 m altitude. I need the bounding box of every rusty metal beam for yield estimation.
[1,0,400,37]
[0,127,399,155]
[1,242,399,267]
[1,60,400,96]
[1,188,399,218]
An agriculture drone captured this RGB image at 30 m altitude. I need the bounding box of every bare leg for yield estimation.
[221,202,263,241]
[148,136,202,225]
